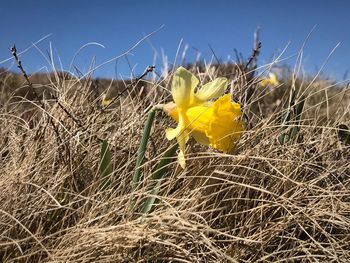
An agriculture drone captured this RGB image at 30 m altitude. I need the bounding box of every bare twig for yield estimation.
[244,27,261,71]
[10,45,42,104]
[208,44,220,65]
[10,45,65,159]
[67,65,156,145]
[10,45,82,127]
[101,65,155,111]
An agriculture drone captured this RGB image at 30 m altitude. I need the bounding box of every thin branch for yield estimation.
[10,45,65,156]
[208,44,220,64]
[244,27,261,71]
[101,65,155,111]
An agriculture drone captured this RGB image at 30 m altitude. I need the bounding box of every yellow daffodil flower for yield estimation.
[101,93,113,107]
[162,67,245,168]
[259,72,279,87]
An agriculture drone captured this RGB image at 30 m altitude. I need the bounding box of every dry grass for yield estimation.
[0,62,349,262]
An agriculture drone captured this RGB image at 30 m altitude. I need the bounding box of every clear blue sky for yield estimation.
[1,0,349,80]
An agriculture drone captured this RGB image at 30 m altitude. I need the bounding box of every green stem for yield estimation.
[141,144,178,214]
[131,107,157,192]
[99,139,113,190]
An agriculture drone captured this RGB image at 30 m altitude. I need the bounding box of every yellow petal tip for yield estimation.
[178,151,186,169]
[165,128,176,140]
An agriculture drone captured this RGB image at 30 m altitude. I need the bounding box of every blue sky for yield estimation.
[1,0,349,80]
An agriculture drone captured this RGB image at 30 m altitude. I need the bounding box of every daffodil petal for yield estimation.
[101,98,112,107]
[171,67,199,108]
[195,77,227,101]
[165,112,185,140]
[176,130,189,169]
[259,73,279,87]
[185,105,213,132]
[269,73,279,86]
[192,131,210,146]
[178,150,186,168]
[165,128,177,140]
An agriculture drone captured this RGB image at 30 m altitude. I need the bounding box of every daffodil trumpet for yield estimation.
[161,67,245,168]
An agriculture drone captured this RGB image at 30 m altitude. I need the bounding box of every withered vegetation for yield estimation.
[0,57,349,262]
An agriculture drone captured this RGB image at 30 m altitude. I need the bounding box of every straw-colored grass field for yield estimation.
[0,55,349,262]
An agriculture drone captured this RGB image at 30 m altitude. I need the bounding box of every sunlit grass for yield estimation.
[0,41,349,262]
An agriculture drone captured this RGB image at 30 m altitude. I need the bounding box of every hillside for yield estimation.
[1,61,350,262]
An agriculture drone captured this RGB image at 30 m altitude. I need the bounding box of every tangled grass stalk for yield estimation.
[0,61,349,262]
